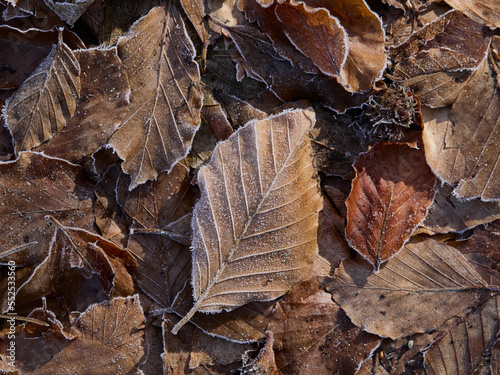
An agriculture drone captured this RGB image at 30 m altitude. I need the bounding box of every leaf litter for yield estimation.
[1,0,500,373]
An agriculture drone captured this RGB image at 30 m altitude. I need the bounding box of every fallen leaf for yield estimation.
[345,142,436,270]
[172,108,322,333]
[241,331,279,375]
[326,237,491,339]
[71,295,147,367]
[391,10,492,79]
[442,0,500,29]
[268,277,382,374]
[419,184,500,235]
[0,152,94,267]
[109,3,203,188]
[44,0,96,25]
[421,46,500,200]
[4,31,80,154]
[39,47,130,162]
[425,294,500,375]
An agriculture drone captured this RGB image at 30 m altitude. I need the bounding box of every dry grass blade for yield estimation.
[109,2,202,189]
[172,108,322,333]
[4,32,80,154]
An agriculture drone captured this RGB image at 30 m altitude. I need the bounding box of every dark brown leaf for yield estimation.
[268,277,382,374]
[345,142,436,270]
[39,47,130,162]
[109,3,202,188]
[327,237,490,339]
[442,0,500,28]
[44,0,96,25]
[4,32,80,153]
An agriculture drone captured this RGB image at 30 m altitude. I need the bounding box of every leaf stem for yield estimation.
[171,300,201,334]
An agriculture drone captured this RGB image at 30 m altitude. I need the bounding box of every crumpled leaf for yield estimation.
[39,47,130,162]
[241,331,279,375]
[172,108,322,333]
[425,294,500,375]
[71,295,147,367]
[0,152,94,267]
[345,142,436,270]
[419,184,500,235]
[109,3,202,189]
[421,45,500,200]
[442,0,500,29]
[326,237,491,339]
[43,0,96,25]
[268,277,382,374]
[391,10,492,80]
[4,31,80,154]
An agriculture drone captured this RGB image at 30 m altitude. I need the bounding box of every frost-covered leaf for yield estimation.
[345,142,436,270]
[39,47,130,162]
[172,108,322,333]
[109,3,202,188]
[425,295,500,375]
[43,0,96,25]
[326,237,490,339]
[268,277,382,374]
[0,152,94,267]
[241,332,279,375]
[421,47,500,200]
[442,0,500,28]
[71,295,147,366]
[419,184,500,234]
[4,32,80,154]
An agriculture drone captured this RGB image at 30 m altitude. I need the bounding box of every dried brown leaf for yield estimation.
[44,0,96,25]
[268,277,382,374]
[425,295,500,375]
[422,49,500,200]
[419,184,500,235]
[0,152,94,267]
[71,295,146,366]
[442,0,500,29]
[4,32,80,154]
[109,3,202,188]
[391,10,492,78]
[326,237,490,339]
[39,47,130,162]
[345,142,436,270]
[172,108,322,333]
[241,332,279,375]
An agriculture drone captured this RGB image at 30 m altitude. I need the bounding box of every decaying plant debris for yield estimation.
[1,0,499,374]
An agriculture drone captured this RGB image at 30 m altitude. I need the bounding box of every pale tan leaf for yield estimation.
[326,237,490,339]
[422,50,500,200]
[419,184,500,234]
[72,295,146,366]
[442,0,500,28]
[109,3,202,188]
[172,108,322,333]
[425,295,500,375]
[44,0,96,25]
[4,33,80,154]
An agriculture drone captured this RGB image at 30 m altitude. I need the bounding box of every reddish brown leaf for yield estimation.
[345,142,436,270]
[0,152,94,267]
[268,277,382,374]
[241,332,279,375]
[109,3,203,188]
[425,295,500,375]
[327,237,490,339]
[39,47,130,162]
[4,32,80,153]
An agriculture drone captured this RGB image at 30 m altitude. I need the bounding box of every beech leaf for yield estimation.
[109,3,203,189]
[43,0,96,25]
[345,142,436,270]
[172,108,322,333]
[326,237,491,339]
[4,31,80,154]
[442,0,500,29]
